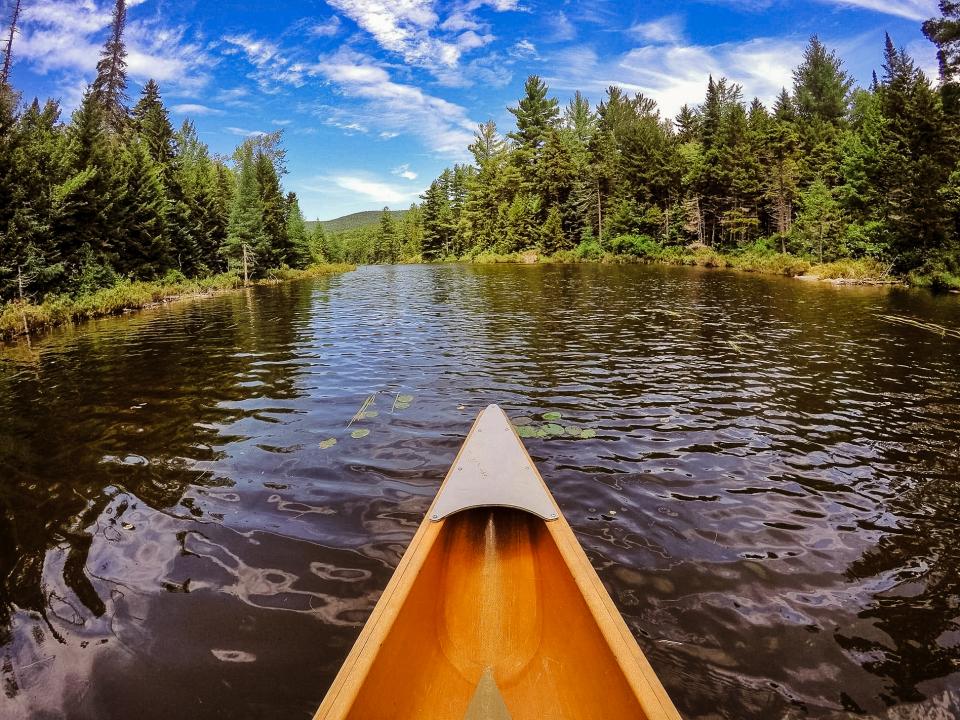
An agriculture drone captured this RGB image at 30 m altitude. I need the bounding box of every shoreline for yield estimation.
[454,247,916,288]
[0,263,355,345]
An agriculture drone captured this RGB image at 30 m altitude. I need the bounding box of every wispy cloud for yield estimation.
[392,163,418,180]
[627,15,684,45]
[310,48,475,155]
[819,0,936,19]
[300,173,423,205]
[172,103,223,115]
[310,15,342,37]
[16,0,212,98]
[546,37,807,119]
[224,126,268,137]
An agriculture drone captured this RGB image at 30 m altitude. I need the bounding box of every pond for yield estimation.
[1,263,959,719]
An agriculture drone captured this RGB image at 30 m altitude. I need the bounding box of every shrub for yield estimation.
[608,234,662,259]
[573,239,605,261]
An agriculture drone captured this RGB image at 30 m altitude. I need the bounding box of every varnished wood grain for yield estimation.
[313,406,681,720]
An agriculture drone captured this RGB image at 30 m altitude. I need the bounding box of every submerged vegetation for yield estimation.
[0,0,342,341]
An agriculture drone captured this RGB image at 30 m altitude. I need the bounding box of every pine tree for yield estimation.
[255,149,288,267]
[376,207,398,263]
[133,80,175,168]
[116,140,168,278]
[222,144,264,279]
[508,75,560,153]
[92,0,129,134]
[421,177,452,260]
[923,1,960,112]
[284,192,311,268]
[1,0,22,89]
[58,89,123,276]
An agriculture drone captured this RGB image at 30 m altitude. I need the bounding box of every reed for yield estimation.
[878,314,960,340]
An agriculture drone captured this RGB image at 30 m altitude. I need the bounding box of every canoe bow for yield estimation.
[314,404,681,720]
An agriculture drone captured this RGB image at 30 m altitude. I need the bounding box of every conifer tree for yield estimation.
[116,140,168,278]
[133,80,176,168]
[255,150,288,267]
[284,192,310,268]
[223,144,264,278]
[1,0,22,89]
[924,1,960,112]
[376,207,398,263]
[92,0,129,134]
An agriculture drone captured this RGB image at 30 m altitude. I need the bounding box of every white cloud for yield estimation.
[271,118,292,125]
[509,39,538,59]
[310,16,342,37]
[326,0,460,68]
[392,163,418,180]
[222,33,307,88]
[628,16,684,45]
[172,103,223,115]
[301,174,421,205]
[224,126,269,137]
[546,12,576,42]
[546,37,806,119]
[310,48,475,155]
[16,0,211,95]
[817,0,936,20]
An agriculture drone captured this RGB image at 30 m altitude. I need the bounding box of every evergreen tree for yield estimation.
[1,0,22,89]
[222,144,264,279]
[284,192,311,268]
[376,207,399,263]
[923,1,960,112]
[255,149,288,267]
[133,80,175,168]
[92,0,129,134]
[116,140,168,278]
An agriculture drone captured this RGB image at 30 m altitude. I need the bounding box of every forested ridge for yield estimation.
[408,5,960,289]
[0,0,330,309]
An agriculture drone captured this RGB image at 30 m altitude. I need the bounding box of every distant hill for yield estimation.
[307,209,407,234]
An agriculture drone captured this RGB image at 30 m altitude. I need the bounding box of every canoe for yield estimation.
[314,404,681,720]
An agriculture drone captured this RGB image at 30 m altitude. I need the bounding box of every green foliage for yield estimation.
[608,234,661,259]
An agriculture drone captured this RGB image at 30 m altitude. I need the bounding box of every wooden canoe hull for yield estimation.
[314,406,680,720]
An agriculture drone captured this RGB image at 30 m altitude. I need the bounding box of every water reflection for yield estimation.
[0,264,959,719]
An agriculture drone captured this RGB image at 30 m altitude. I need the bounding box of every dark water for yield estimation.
[1,264,959,719]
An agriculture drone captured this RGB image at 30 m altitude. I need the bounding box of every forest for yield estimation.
[0,0,330,310]
[329,6,960,289]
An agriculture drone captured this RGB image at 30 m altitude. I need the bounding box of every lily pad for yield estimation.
[512,415,534,426]
[544,423,566,437]
[397,394,414,404]
[542,411,562,421]
[319,438,337,449]
[565,425,582,436]
[350,429,370,439]
[515,425,538,438]
[580,428,597,439]
[394,402,411,411]
[361,410,379,419]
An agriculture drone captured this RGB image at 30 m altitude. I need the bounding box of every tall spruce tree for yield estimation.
[92,0,129,134]
[924,1,960,112]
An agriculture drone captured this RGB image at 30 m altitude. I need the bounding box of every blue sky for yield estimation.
[5,0,941,219]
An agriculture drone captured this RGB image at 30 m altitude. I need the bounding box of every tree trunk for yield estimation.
[1,0,21,87]
[242,243,250,284]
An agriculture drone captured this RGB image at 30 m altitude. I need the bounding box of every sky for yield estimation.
[3,0,943,220]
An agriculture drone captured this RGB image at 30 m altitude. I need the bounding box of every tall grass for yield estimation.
[1,263,355,342]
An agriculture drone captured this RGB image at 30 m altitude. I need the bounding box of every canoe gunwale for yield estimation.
[313,404,682,720]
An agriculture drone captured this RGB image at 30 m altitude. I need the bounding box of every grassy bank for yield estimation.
[466,242,906,286]
[0,263,355,343]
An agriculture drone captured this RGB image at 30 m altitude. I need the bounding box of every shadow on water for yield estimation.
[0,264,959,719]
